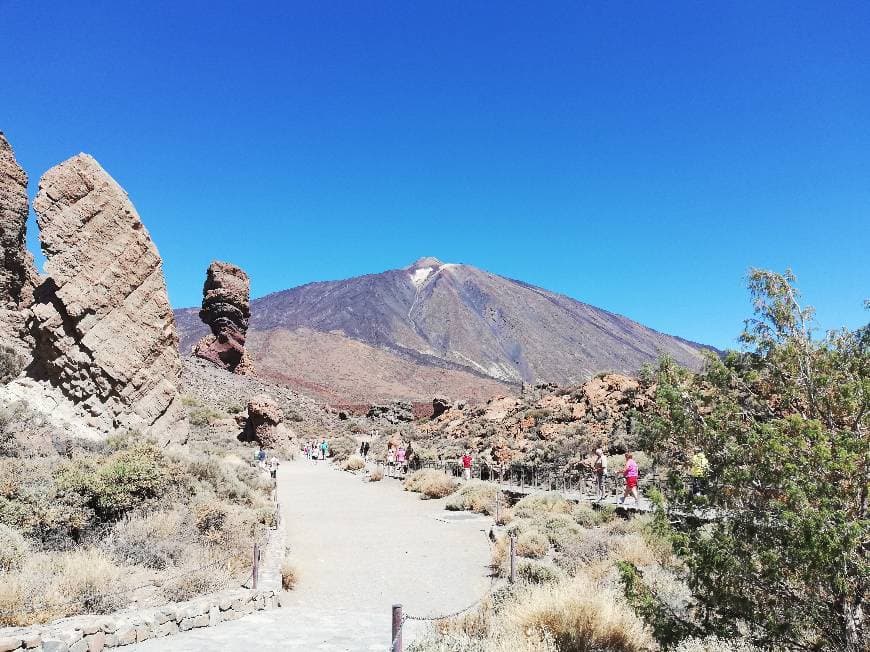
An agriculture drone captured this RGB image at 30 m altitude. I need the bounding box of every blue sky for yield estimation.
[2,1,867,350]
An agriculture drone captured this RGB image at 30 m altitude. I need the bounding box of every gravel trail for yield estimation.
[128,458,492,651]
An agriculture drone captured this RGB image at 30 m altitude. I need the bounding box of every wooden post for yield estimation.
[509,535,517,583]
[495,492,500,524]
[252,542,260,590]
[391,603,403,652]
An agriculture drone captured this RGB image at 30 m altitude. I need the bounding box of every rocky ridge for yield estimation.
[411,373,655,468]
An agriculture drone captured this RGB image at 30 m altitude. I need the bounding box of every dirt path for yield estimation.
[128,459,492,651]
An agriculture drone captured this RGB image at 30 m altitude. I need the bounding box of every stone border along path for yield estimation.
[126,458,493,651]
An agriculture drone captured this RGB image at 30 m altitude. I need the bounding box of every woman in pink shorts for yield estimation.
[619,452,639,505]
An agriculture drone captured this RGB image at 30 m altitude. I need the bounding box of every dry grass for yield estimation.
[445,480,501,514]
[674,636,760,652]
[0,549,133,626]
[369,467,384,482]
[281,561,298,590]
[504,575,655,652]
[513,492,574,519]
[0,522,27,572]
[404,469,458,499]
[517,531,549,558]
[342,454,366,471]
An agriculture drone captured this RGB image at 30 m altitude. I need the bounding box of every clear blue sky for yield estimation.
[2,1,868,350]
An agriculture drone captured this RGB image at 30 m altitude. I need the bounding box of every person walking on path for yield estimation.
[462,449,473,481]
[396,446,406,475]
[594,448,608,501]
[386,444,396,476]
[269,456,280,480]
[320,439,329,460]
[362,440,370,461]
[690,448,710,496]
[619,452,639,505]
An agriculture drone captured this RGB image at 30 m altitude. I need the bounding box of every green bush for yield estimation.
[56,444,182,522]
[517,560,562,584]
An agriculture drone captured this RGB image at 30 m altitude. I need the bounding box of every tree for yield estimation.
[640,269,867,651]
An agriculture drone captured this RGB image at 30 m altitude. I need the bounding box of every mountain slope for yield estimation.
[175,257,710,402]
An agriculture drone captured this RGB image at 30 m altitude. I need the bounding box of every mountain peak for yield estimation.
[407,256,444,269]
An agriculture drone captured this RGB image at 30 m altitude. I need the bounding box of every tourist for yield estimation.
[386,444,396,475]
[269,456,279,480]
[690,448,710,496]
[594,447,608,501]
[359,441,366,457]
[462,448,473,481]
[320,439,329,460]
[396,445,406,475]
[253,446,262,466]
[619,452,639,505]
[362,440,370,461]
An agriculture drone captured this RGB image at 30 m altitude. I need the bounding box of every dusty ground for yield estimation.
[127,458,492,651]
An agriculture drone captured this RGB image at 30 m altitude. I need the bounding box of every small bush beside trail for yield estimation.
[445,480,502,514]
[342,454,366,471]
[403,469,457,499]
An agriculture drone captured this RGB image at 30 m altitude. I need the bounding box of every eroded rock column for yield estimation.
[194,260,253,374]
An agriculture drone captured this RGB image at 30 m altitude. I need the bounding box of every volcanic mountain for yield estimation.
[175,257,710,403]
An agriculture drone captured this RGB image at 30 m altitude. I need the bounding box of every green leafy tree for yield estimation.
[640,269,867,651]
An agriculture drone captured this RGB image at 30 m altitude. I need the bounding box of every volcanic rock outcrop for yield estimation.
[240,394,292,449]
[432,394,450,419]
[24,153,186,437]
[0,132,39,358]
[193,261,253,374]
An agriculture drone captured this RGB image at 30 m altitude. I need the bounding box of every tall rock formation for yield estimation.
[24,153,186,437]
[193,261,253,374]
[0,132,39,358]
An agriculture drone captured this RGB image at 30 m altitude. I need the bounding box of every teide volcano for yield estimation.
[175,258,710,403]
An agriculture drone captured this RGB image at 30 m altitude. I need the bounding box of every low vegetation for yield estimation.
[403,469,457,499]
[445,480,502,514]
[341,454,366,471]
[0,427,275,626]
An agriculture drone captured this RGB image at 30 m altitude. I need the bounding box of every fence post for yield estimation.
[391,603,403,652]
[509,535,517,583]
[495,492,500,524]
[252,542,260,590]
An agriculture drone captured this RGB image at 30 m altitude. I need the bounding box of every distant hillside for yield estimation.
[175,257,711,402]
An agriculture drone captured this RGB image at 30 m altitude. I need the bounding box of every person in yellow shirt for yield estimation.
[690,449,710,496]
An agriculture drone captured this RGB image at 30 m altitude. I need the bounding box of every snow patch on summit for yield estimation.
[410,267,434,288]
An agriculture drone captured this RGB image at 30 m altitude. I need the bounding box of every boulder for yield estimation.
[23,153,186,439]
[0,132,40,362]
[241,394,292,449]
[431,394,450,419]
[193,261,253,374]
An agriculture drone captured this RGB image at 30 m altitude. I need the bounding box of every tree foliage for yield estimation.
[640,269,868,651]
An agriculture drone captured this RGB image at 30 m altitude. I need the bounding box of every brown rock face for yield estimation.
[193,261,252,374]
[241,394,292,449]
[432,394,450,419]
[27,153,185,437]
[0,132,39,356]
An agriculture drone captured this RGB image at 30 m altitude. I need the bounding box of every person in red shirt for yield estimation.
[461,448,473,481]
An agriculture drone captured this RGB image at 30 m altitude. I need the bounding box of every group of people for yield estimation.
[592,447,710,505]
[385,443,408,475]
[303,439,330,461]
[592,449,641,505]
[253,446,280,480]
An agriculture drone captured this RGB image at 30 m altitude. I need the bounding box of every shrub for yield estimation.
[513,493,573,519]
[571,503,598,527]
[189,406,224,427]
[194,500,229,538]
[554,530,615,573]
[104,510,185,569]
[673,636,760,652]
[56,443,182,522]
[517,531,549,558]
[0,522,27,571]
[518,560,562,584]
[281,561,298,590]
[0,345,24,383]
[505,576,654,652]
[445,481,501,514]
[326,434,357,462]
[54,549,129,614]
[342,455,366,471]
[403,469,457,499]
[369,467,384,482]
[161,558,234,602]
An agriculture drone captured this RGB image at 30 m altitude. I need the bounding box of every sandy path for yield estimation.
[128,459,492,651]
